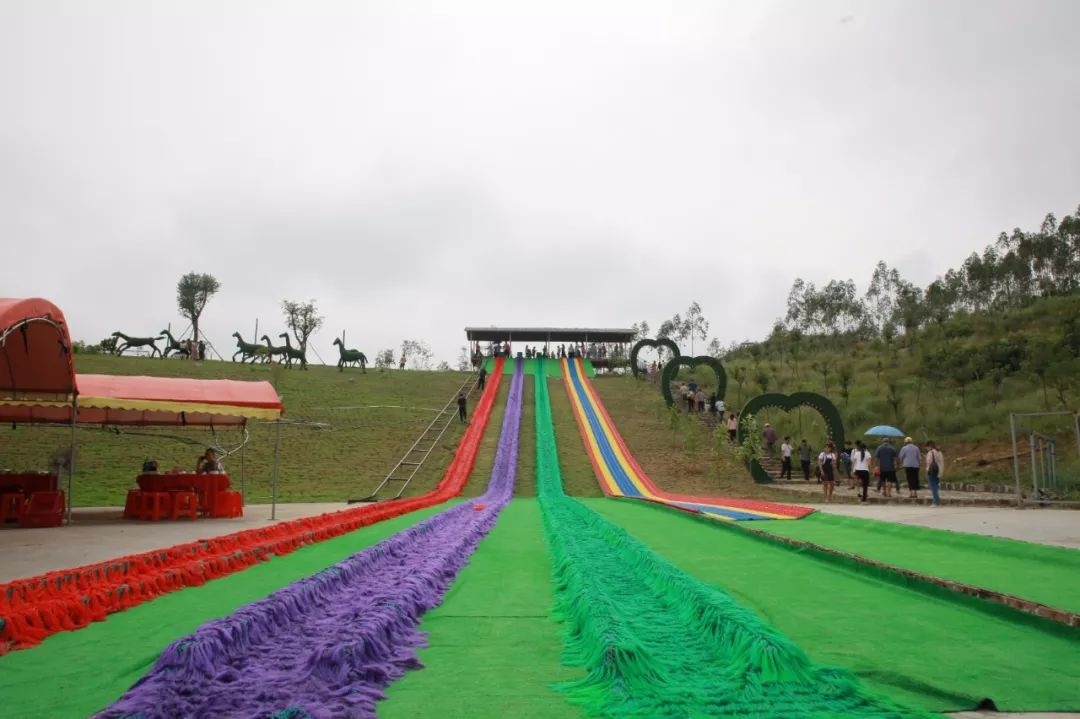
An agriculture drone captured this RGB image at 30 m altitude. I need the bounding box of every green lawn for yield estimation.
[0,354,472,506]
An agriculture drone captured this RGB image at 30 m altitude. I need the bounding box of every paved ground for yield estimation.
[766,477,1018,506]
[802,503,1080,548]
[0,502,349,583]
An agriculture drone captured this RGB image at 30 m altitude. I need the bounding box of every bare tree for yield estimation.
[282,299,325,354]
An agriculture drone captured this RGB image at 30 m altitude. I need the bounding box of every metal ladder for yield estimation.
[349,368,483,502]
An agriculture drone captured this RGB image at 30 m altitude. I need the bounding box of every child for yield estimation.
[780,436,793,480]
[818,442,837,502]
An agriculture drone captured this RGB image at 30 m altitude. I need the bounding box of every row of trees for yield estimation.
[782,205,1080,339]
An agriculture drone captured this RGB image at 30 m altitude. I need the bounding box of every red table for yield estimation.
[0,471,58,495]
[0,471,63,527]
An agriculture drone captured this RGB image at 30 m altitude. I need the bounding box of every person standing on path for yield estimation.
[780,436,793,480]
[715,398,725,417]
[875,438,899,498]
[851,441,872,502]
[456,392,468,423]
[818,442,837,501]
[799,439,812,481]
[899,436,921,499]
[695,388,706,413]
[477,365,487,391]
[762,423,778,457]
[726,413,738,444]
[925,441,945,506]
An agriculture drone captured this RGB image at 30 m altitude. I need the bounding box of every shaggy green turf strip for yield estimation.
[0,502,455,719]
[379,499,583,719]
[753,512,1080,612]
[583,498,1080,713]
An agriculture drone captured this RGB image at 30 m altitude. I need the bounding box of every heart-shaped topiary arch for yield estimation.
[660,355,727,407]
[629,338,681,378]
[735,392,846,484]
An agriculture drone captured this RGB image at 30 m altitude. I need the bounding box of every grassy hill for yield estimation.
[717,294,1080,490]
[0,354,472,506]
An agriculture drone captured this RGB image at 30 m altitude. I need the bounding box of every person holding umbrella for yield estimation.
[865,425,904,498]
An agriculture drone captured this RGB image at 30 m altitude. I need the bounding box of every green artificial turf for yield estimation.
[583,498,1080,713]
[0,502,455,719]
[483,357,594,377]
[379,499,584,719]
[752,512,1080,612]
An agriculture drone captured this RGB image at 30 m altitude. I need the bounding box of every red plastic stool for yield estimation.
[170,491,198,521]
[123,489,142,519]
[1,492,25,524]
[137,491,170,521]
[19,491,64,528]
[212,491,243,518]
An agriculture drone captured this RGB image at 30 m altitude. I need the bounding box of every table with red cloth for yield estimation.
[0,471,63,526]
[132,471,241,519]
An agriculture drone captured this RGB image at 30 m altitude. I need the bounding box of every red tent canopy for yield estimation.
[0,297,76,401]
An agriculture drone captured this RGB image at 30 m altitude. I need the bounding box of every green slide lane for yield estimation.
[583,498,1080,713]
[753,512,1080,612]
[379,499,584,719]
[2,503,455,719]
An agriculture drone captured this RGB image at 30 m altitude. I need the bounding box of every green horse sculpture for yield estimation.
[260,335,289,365]
[232,332,267,363]
[159,329,190,359]
[111,331,162,358]
[279,333,308,370]
[332,338,367,372]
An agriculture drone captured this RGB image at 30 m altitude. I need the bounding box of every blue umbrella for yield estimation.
[864,425,905,437]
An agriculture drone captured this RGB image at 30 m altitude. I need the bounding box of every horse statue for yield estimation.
[111,331,162,358]
[333,338,367,373]
[232,332,267,363]
[260,335,289,365]
[160,329,190,359]
[279,333,308,370]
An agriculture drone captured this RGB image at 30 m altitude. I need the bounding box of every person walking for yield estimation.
[726,413,738,444]
[851,440,872,502]
[762,423,778,458]
[399,354,407,370]
[875,438,899,498]
[899,436,921,499]
[780,436,793,480]
[456,392,468,423]
[818,442,837,501]
[715,398,725,417]
[925,441,945,506]
[695,388,706,413]
[477,365,487,391]
[799,439,812,481]
[842,440,855,488]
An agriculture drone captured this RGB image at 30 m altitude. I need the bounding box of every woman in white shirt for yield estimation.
[850,440,873,502]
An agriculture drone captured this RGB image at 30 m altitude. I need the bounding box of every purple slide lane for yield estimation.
[100,358,525,719]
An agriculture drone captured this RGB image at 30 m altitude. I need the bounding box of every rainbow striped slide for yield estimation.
[562,356,813,521]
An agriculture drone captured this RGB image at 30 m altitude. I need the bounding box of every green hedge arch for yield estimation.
[735,392,846,484]
[660,355,727,407]
[629,338,680,378]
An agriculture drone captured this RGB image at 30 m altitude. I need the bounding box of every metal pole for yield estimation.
[271,418,281,520]
[239,423,246,503]
[67,396,76,525]
[1010,413,1022,507]
[1074,412,1080,463]
[1029,434,1038,499]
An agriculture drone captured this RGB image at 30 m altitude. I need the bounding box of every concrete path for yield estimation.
[0,502,350,583]
[801,503,1080,549]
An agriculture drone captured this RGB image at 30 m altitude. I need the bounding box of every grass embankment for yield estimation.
[720,294,1080,488]
[0,354,472,506]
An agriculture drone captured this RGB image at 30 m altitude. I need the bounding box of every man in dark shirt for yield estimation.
[457,392,468,423]
[478,365,487,391]
[875,439,899,497]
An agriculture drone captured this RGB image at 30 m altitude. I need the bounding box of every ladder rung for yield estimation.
[400,461,421,466]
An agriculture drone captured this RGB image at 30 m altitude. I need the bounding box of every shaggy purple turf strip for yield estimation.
[99,359,525,719]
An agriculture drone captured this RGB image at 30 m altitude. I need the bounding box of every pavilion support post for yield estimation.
[239,423,246,504]
[67,396,76,525]
[271,418,281,520]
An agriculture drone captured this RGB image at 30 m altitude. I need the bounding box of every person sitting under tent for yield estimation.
[196,448,224,474]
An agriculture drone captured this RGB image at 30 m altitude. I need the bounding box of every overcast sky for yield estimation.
[3,1,1078,365]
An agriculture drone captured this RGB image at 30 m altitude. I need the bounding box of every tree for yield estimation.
[436,360,451,371]
[731,365,748,407]
[401,339,434,369]
[1046,359,1080,409]
[754,368,770,393]
[837,364,854,405]
[281,299,324,354]
[632,321,651,341]
[1025,338,1056,410]
[683,302,709,355]
[374,348,395,370]
[885,380,903,423]
[456,346,471,371]
[176,272,221,345]
[864,261,901,337]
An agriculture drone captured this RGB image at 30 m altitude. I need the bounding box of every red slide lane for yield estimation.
[0,357,505,654]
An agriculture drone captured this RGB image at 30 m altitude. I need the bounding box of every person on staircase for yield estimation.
[478,365,487,391]
[762,423,778,458]
[457,392,468,424]
[780,436,793,480]
[726,413,738,444]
